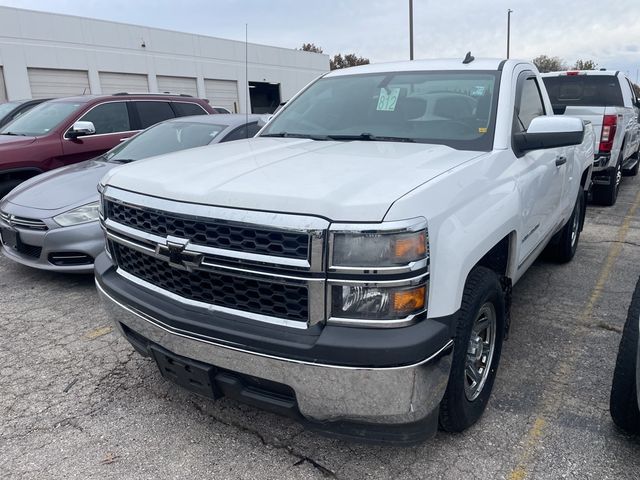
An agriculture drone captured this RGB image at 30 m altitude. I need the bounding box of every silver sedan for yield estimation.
[0,114,262,273]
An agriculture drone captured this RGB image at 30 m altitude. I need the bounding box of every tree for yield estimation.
[329,53,370,70]
[532,55,567,73]
[300,43,323,54]
[573,59,598,70]
[299,44,369,70]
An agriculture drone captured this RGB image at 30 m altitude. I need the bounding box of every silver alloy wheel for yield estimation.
[570,201,580,248]
[616,162,622,187]
[464,302,497,401]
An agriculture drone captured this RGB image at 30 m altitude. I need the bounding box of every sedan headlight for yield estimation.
[53,201,100,227]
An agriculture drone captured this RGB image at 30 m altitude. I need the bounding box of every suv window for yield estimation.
[135,101,176,128]
[78,102,131,135]
[172,102,207,117]
[221,122,259,142]
[542,75,624,107]
[515,77,545,132]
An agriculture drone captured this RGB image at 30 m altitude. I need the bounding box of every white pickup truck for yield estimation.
[96,58,594,444]
[542,70,640,205]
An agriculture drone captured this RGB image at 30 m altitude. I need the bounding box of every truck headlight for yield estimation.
[53,201,100,227]
[331,218,428,268]
[332,284,427,321]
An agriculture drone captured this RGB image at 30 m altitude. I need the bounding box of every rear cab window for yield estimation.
[542,75,624,107]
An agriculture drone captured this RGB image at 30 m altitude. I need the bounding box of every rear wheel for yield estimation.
[547,191,584,263]
[592,156,621,206]
[439,267,505,432]
[610,277,640,434]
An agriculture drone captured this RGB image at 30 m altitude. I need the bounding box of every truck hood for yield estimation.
[103,138,485,222]
[5,158,116,212]
[0,134,37,148]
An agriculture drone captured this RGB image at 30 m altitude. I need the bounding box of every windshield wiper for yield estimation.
[260,132,329,141]
[327,133,416,143]
[1,131,27,136]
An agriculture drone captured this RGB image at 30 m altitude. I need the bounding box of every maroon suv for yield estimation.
[0,93,215,197]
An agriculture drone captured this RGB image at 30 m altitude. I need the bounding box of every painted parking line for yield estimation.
[507,188,640,480]
[85,325,113,340]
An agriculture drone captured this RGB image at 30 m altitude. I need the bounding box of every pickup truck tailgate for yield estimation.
[561,106,605,144]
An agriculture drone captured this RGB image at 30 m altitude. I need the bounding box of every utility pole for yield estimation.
[507,9,513,59]
[409,0,414,60]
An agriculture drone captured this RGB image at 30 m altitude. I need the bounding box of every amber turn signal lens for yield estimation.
[394,232,426,260]
[392,286,426,315]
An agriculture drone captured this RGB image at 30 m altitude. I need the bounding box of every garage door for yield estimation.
[156,76,198,97]
[28,68,90,99]
[99,72,149,95]
[205,79,239,113]
[0,67,6,102]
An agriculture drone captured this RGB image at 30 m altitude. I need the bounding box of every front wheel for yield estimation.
[439,267,505,432]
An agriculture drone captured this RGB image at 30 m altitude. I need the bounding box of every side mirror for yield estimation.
[68,121,96,139]
[256,114,273,128]
[514,116,584,153]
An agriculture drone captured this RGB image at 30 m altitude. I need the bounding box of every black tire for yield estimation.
[610,277,640,434]
[0,179,21,200]
[592,156,621,206]
[439,266,505,432]
[547,191,584,263]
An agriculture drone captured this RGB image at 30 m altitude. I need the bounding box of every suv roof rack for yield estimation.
[111,92,194,97]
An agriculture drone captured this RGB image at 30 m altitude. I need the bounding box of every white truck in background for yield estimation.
[542,70,640,205]
[96,58,594,443]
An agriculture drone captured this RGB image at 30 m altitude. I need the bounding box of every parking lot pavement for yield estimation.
[1,179,640,480]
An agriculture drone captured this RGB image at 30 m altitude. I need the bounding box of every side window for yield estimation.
[220,124,249,142]
[78,102,130,135]
[172,102,207,117]
[514,76,545,132]
[626,78,638,106]
[135,101,175,128]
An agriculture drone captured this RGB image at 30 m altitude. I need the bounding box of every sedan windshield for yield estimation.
[105,121,226,162]
[0,102,82,136]
[261,71,500,151]
[0,102,21,118]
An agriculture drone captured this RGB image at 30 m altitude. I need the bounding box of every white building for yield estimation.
[0,6,329,113]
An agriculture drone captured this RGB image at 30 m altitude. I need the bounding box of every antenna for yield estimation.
[245,23,249,138]
[462,52,474,64]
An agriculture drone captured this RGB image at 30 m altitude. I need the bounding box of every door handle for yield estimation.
[555,155,567,167]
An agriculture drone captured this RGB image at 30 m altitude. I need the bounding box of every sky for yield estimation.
[1,0,640,78]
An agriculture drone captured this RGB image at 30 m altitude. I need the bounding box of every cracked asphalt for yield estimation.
[2,177,640,480]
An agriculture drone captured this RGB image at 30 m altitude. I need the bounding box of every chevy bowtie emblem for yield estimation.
[156,236,202,271]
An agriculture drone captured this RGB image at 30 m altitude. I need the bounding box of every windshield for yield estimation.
[0,102,21,118]
[105,121,226,162]
[0,102,82,136]
[261,71,500,150]
[542,75,624,107]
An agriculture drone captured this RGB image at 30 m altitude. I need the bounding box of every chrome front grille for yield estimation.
[111,242,310,322]
[101,187,328,328]
[105,200,310,260]
[0,211,48,230]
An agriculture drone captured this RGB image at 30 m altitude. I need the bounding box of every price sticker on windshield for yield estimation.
[377,87,400,111]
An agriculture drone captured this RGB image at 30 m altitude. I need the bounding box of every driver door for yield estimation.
[514,72,566,267]
[61,101,138,166]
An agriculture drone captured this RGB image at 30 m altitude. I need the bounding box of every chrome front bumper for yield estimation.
[97,280,453,426]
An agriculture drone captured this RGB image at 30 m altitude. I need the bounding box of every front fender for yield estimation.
[384,151,521,318]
